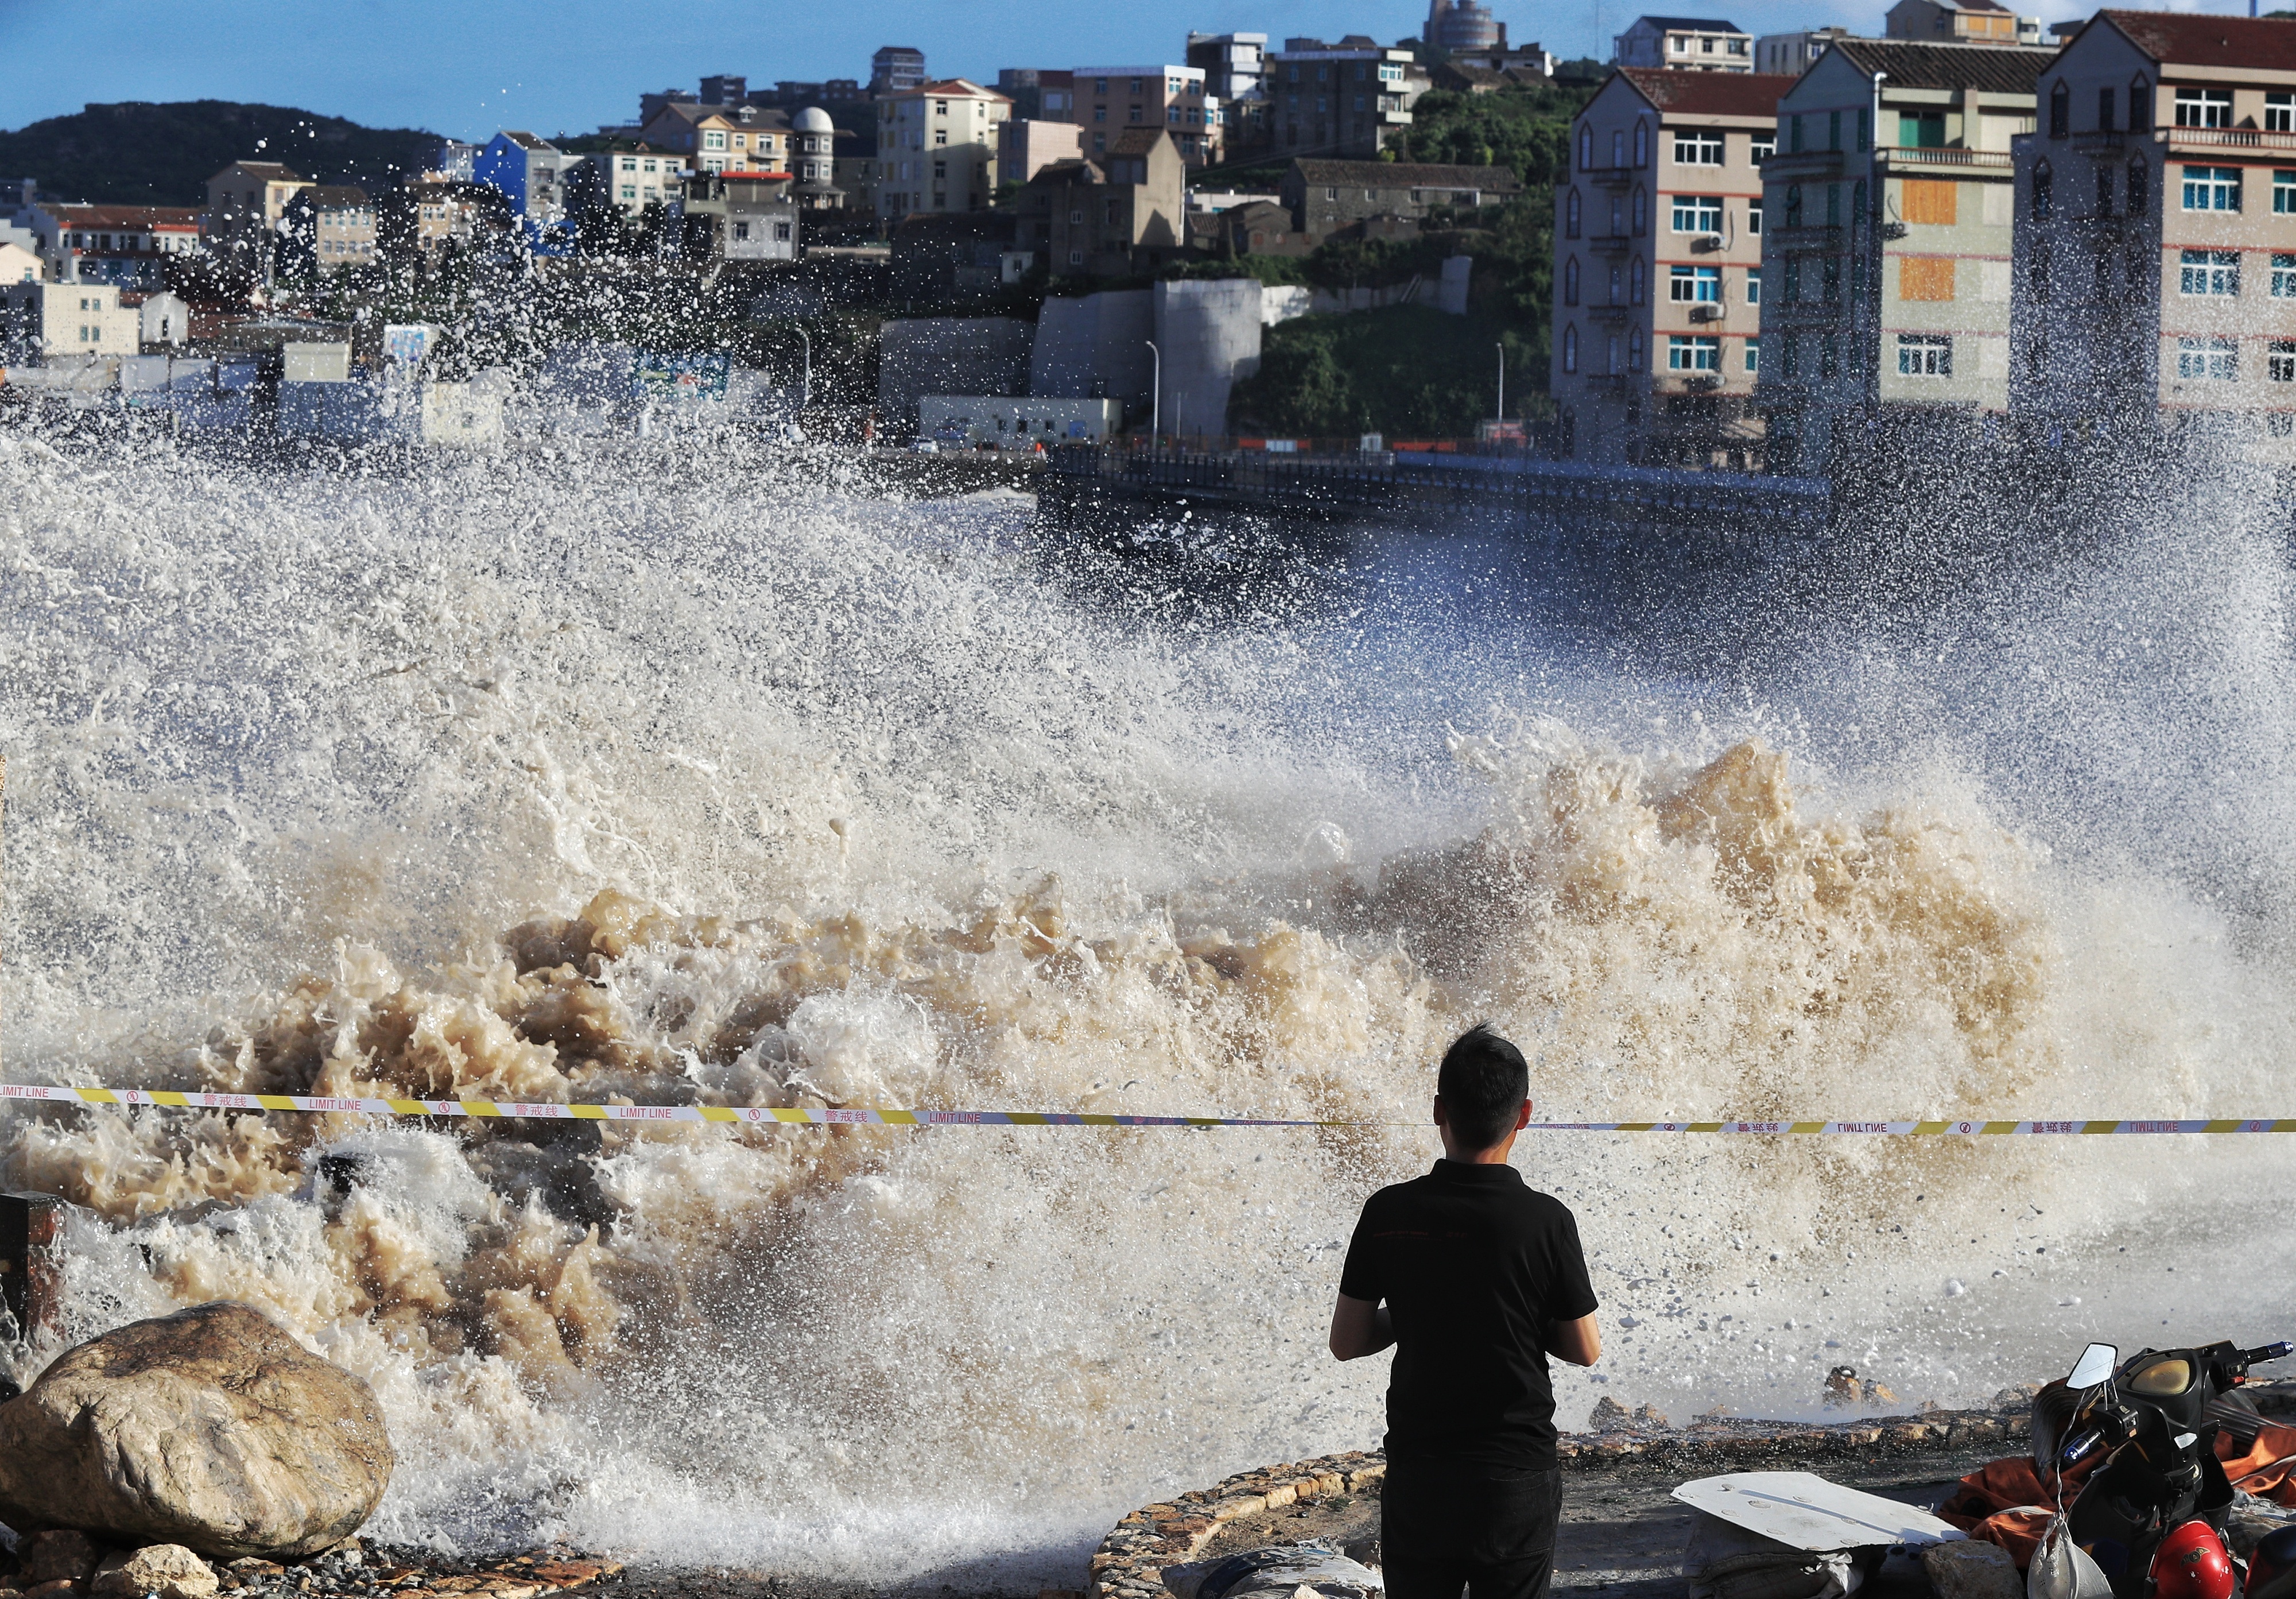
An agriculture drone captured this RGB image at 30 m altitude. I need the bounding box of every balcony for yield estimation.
[1768,223,1842,251]
[2072,130,2127,156]
[2160,125,2296,154]
[1587,303,1632,324]
[1876,145,2013,170]
[1583,164,1635,190]
[1759,148,1845,180]
[1587,233,1632,257]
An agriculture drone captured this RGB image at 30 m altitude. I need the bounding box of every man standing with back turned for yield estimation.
[1329,1023,1601,1599]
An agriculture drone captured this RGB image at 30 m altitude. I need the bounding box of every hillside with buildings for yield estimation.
[0,101,442,206]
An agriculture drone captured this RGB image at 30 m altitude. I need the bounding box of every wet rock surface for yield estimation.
[0,1303,394,1562]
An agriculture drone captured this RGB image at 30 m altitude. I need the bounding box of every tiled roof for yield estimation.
[1826,38,2052,92]
[913,79,1011,99]
[1108,128,1174,155]
[48,204,203,229]
[2096,10,2296,71]
[1619,68,1799,115]
[1631,15,1750,32]
[295,185,371,207]
[1291,158,1524,190]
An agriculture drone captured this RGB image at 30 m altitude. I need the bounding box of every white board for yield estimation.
[1671,1472,1972,1552]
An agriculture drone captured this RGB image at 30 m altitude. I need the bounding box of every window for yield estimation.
[1634,121,1649,166]
[1852,179,1868,231]
[1752,133,1775,162]
[2274,341,2296,383]
[1856,108,1870,152]
[2271,94,2296,134]
[1565,256,1580,304]
[2034,160,2053,219]
[1826,183,1842,226]
[1785,184,1802,226]
[1747,203,1762,235]
[1674,130,1723,165]
[1828,110,1841,151]
[1673,193,1724,232]
[1628,327,1645,370]
[1744,341,1760,372]
[2277,254,2296,297]
[936,99,951,114]
[1822,255,1840,301]
[2096,163,2113,217]
[1790,114,1804,154]
[1563,323,1578,373]
[1566,189,1581,238]
[2175,88,2232,129]
[1783,255,1801,301]
[2049,81,2069,138]
[1781,333,1799,377]
[733,222,750,242]
[1632,188,1647,233]
[1670,265,1721,301]
[2098,87,2116,133]
[1669,335,1720,371]
[2177,336,2237,380]
[704,131,727,150]
[1897,334,1953,376]
[774,222,792,241]
[934,129,948,145]
[1579,126,1593,171]
[1745,267,1762,304]
[2278,172,2296,215]
[1069,250,1083,266]
[2131,77,2151,132]
[2184,166,2240,211]
[1612,129,1625,167]
[1608,264,1622,303]
[2130,160,2148,213]
[1631,256,1646,303]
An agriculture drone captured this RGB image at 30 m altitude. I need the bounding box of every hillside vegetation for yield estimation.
[0,101,442,206]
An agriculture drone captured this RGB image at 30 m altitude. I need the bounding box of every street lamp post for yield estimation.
[1495,342,1506,433]
[1145,339,1161,443]
[797,326,811,412]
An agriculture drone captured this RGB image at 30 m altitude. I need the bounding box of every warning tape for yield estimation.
[2,1085,2293,1134]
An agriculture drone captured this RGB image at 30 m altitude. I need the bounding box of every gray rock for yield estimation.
[1922,1540,2022,1599]
[92,1546,219,1599]
[0,1302,394,1562]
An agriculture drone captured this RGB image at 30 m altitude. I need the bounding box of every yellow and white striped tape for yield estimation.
[2,1085,2293,1134]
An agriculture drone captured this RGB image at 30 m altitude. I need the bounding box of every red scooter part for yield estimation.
[2149,1520,2235,1599]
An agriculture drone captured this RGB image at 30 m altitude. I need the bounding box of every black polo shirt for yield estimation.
[1338,1160,1598,1471]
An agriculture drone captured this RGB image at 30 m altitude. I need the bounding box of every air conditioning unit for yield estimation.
[1689,303,1724,322]
[1690,233,1725,253]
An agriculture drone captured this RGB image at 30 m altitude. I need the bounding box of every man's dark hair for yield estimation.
[1438,1023,1529,1151]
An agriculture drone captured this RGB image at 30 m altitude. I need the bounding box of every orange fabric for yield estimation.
[1902,179,1958,225]
[1898,256,1956,301]
[2217,1422,2296,1506]
[1938,1453,2099,1567]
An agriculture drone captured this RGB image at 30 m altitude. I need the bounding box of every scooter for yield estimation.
[2035,1337,2294,1599]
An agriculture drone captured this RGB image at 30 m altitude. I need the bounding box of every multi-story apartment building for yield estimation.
[280,187,377,276]
[30,204,201,287]
[1,281,139,364]
[1756,40,2045,471]
[1039,66,1221,167]
[1021,128,1187,277]
[1550,69,1793,467]
[1756,28,1858,78]
[1283,159,1523,235]
[682,171,800,263]
[1188,33,1270,153]
[2010,11,2296,450]
[564,147,693,220]
[203,161,311,272]
[1886,0,2044,48]
[1266,38,1429,158]
[875,80,1012,221]
[635,104,789,174]
[473,133,577,220]
[999,120,1085,187]
[872,48,928,95]
[1613,16,1756,73]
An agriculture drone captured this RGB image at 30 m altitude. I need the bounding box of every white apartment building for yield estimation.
[1756,28,1858,77]
[2010,11,2296,454]
[1552,68,1793,466]
[1757,39,2044,472]
[876,79,1013,220]
[1,281,139,364]
[1613,16,1756,73]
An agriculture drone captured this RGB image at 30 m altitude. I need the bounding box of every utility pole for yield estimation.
[796,326,811,412]
[1495,342,1506,427]
[1145,340,1161,442]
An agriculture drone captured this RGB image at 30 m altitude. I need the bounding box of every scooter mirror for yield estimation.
[2068,1343,2118,1389]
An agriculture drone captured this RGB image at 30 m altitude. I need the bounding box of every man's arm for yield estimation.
[1329,1292,1394,1361]
[1545,1313,1601,1366]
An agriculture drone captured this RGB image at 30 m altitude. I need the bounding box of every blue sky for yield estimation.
[0,0,2232,140]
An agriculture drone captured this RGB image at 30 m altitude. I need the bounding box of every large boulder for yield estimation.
[0,1302,394,1561]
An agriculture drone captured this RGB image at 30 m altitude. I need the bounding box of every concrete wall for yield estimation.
[878,316,1034,431]
[1151,278,1262,439]
[1030,289,1154,414]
